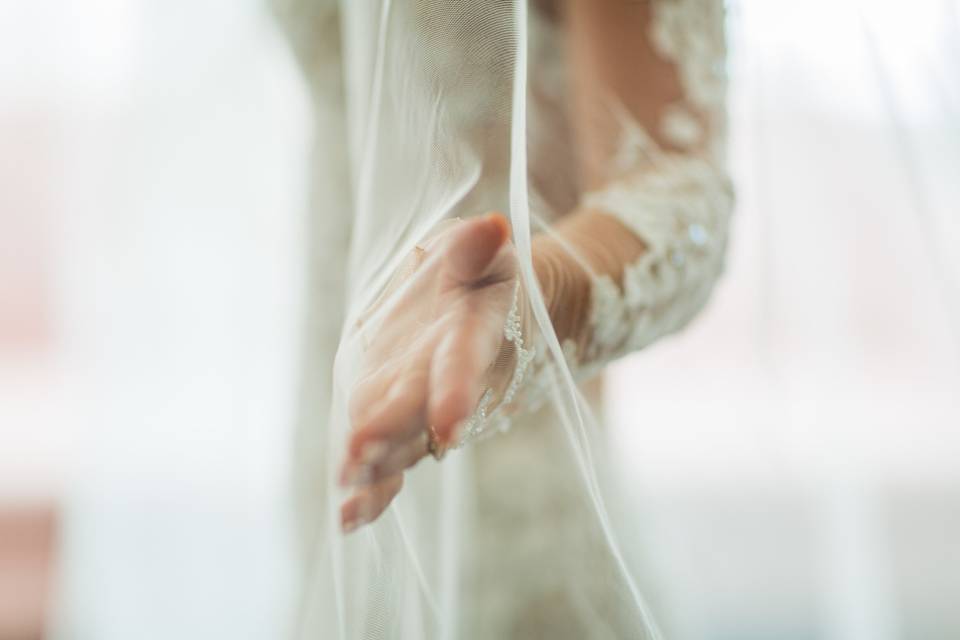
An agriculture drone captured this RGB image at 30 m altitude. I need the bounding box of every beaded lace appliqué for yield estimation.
[454,0,734,443]
[576,0,734,368]
[455,280,536,446]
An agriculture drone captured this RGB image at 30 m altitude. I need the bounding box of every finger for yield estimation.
[347,370,428,461]
[341,474,404,533]
[443,213,510,285]
[348,368,394,429]
[341,431,429,487]
[428,317,499,445]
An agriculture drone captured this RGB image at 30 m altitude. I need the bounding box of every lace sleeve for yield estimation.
[456,0,734,444]
[579,136,734,371]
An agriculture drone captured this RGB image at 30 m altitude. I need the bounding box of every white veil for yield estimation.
[272,0,960,638]
[289,1,668,638]
[17,0,958,637]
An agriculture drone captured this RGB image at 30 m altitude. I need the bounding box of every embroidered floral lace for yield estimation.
[456,0,734,443]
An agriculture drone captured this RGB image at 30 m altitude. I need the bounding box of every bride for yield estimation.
[271,0,733,637]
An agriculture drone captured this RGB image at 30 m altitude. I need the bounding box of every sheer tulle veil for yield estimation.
[270,0,960,638]
[288,1,666,637]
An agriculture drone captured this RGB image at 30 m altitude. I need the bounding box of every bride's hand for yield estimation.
[339,213,517,532]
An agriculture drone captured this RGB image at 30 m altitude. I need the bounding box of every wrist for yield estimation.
[531,233,592,346]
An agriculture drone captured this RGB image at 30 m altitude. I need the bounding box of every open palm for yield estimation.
[339,213,517,532]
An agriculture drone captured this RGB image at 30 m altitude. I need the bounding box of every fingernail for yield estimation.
[340,463,371,487]
[360,441,389,465]
[340,467,357,487]
[342,519,359,534]
[487,212,510,240]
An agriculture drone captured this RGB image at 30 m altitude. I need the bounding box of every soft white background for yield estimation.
[1,1,958,638]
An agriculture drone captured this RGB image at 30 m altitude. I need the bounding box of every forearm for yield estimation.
[532,208,647,354]
[528,150,734,374]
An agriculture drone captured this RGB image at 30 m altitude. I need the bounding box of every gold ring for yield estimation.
[426,426,447,461]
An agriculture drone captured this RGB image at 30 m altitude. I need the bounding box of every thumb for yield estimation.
[443,213,511,284]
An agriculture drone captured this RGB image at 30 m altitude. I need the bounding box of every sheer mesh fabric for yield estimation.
[270,1,733,638]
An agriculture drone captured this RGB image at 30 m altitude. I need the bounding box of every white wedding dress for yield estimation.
[271,1,733,637]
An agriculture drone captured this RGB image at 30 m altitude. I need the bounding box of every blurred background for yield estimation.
[1,1,958,639]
